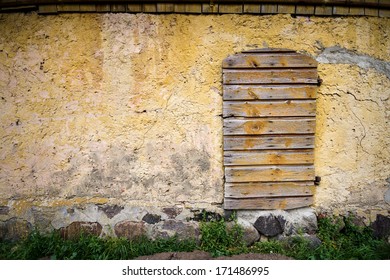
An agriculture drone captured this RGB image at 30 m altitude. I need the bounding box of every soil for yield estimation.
[135,250,292,260]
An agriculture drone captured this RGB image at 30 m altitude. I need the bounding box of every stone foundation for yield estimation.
[1,205,389,243]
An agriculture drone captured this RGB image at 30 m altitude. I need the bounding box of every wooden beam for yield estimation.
[223,69,318,85]
[224,149,314,166]
[224,135,315,150]
[225,165,315,182]
[224,196,313,210]
[223,85,317,100]
[223,117,316,135]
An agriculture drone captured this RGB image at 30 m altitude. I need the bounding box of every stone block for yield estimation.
[254,215,285,237]
[60,221,102,239]
[142,213,161,224]
[114,220,146,240]
[371,214,390,239]
[0,218,32,241]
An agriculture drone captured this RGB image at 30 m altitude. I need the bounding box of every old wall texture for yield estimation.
[0,13,389,238]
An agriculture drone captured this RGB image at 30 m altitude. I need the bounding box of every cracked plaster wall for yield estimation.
[0,13,389,229]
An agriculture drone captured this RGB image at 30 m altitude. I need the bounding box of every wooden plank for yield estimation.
[202,3,218,13]
[224,135,315,150]
[223,100,316,117]
[365,7,379,16]
[127,4,143,13]
[224,196,313,210]
[225,182,315,198]
[96,4,110,12]
[219,4,243,13]
[349,7,365,15]
[143,4,157,13]
[261,4,278,14]
[379,8,390,17]
[224,150,314,166]
[315,5,333,15]
[57,4,80,12]
[157,3,174,13]
[111,4,126,12]
[242,48,295,53]
[38,4,57,14]
[333,6,350,15]
[223,85,317,100]
[277,5,296,14]
[174,4,202,13]
[225,165,315,182]
[244,4,260,13]
[222,53,317,69]
[223,118,316,135]
[296,5,315,14]
[223,69,318,84]
[79,4,96,12]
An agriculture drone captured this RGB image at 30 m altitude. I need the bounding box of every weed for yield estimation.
[0,215,389,260]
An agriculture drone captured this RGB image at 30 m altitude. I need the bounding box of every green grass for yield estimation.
[1,215,389,260]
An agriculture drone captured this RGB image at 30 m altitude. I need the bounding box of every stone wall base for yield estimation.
[1,205,389,243]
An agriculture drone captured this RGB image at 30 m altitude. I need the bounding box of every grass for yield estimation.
[1,215,389,260]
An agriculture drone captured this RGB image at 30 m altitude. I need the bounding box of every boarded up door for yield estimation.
[223,48,319,210]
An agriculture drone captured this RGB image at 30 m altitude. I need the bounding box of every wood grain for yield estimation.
[223,85,317,100]
[223,100,316,117]
[224,149,314,165]
[225,165,315,182]
[224,135,315,150]
[224,196,313,210]
[223,118,316,135]
[225,182,315,198]
[222,53,317,68]
[223,68,318,84]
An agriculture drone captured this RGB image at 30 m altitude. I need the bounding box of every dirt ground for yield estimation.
[136,250,292,260]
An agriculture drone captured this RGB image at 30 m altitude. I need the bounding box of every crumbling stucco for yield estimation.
[0,13,389,233]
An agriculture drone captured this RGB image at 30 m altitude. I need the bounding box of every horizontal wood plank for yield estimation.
[224,196,313,210]
[223,85,317,100]
[241,48,294,53]
[224,149,314,165]
[225,182,315,198]
[223,100,316,117]
[225,165,315,182]
[224,135,314,150]
[223,53,317,68]
[223,69,318,84]
[223,118,315,135]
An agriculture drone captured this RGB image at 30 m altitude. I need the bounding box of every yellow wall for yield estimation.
[0,13,389,223]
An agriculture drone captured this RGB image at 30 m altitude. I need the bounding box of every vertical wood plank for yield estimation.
[202,3,218,13]
[38,4,58,14]
[296,5,315,15]
[157,3,174,13]
[127,4,143,13]
[261,4,278,14]
[219,4,243,14]
[315,6,333,15]
[96,4,110,12]
[278,5,295,14]
[244,4,260,14]
[144,4,157,13]
[79,5,96,12]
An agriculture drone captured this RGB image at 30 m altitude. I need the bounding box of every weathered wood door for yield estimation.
[223,48,319,210]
